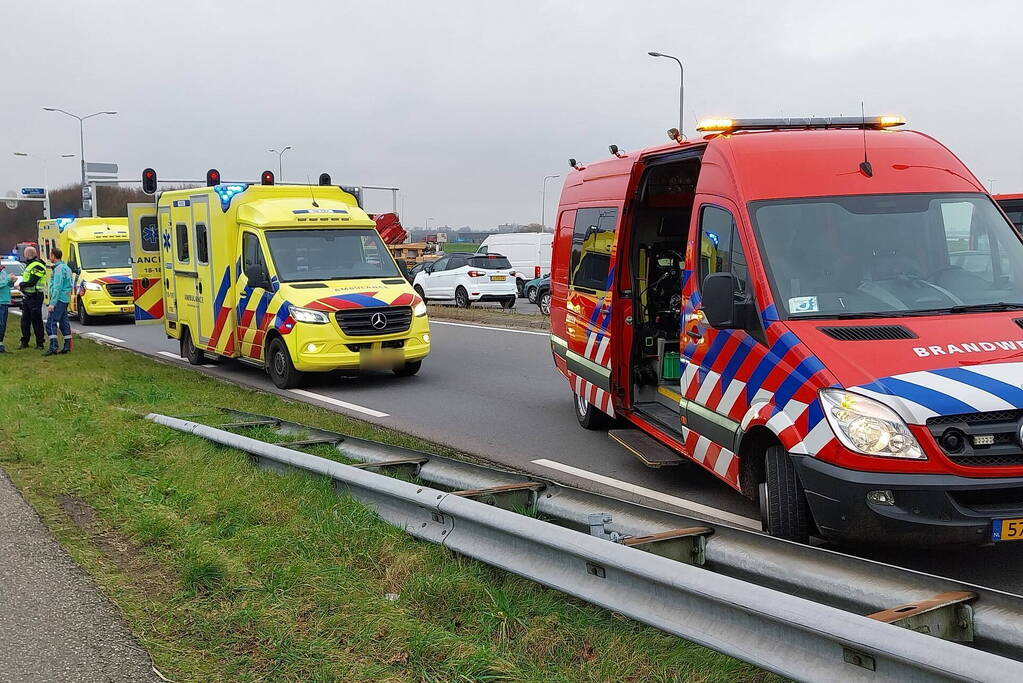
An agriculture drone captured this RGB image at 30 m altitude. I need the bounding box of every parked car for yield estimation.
[406,260,429,284]
[1,260,24,307]
[524,273,549,303]
[476,233,552,296]
[413,252,518,309]
[534,279,550,315]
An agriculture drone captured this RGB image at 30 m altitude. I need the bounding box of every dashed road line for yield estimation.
[157,351,185,362]
[287,388,390,418]
[431,320,549,336]
[84,332,125,344]
[530,458,762,530]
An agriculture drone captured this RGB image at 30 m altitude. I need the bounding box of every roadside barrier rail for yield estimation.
[148,412,1023,681]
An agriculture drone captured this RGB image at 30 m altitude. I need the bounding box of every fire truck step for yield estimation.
[609,429,686,467]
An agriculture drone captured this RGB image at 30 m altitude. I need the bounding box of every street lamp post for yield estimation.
[42,108,117,214]
[647,51,684,133]
[13,152,76,219]
[541,174,560,231]
[269,146,292,179]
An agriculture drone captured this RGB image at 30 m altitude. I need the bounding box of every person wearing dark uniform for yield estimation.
[18,247,46,350]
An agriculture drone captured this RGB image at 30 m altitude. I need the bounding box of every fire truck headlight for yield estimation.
[290,306,329,324]
[413,300,427,317]
[819,389,925,460]
[83,281,103,291]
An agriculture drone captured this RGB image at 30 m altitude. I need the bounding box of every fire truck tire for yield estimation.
[761,444,812,543]
[77,297,96,326]
[455,287,471,308]
[393,360,422,377]
[181,329,204,366]
[414,285,427,303]
[575,392,613,430]
[267,337,303,389]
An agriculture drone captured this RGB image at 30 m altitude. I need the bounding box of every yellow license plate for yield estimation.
[490,275,506,281]
[121,306,133,312]
[993,518,1023,542]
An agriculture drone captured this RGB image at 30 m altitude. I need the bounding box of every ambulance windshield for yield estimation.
[78,241,131,270]
[264,228,400,282]
[751,193,1023,319]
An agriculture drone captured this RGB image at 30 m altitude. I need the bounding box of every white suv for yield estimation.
[413,252,518,308]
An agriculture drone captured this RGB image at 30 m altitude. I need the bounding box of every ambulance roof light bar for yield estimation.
[695,115,906,133]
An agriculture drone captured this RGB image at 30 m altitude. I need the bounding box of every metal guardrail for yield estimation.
[148,412,1023,681]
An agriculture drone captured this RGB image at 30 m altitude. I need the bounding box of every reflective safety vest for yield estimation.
[21,259,46,295]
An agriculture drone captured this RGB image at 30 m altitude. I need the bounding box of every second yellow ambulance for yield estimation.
[129,169,430,388]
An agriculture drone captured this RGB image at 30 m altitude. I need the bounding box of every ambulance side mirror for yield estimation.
[245,264,271,290]
[702,272,749,329]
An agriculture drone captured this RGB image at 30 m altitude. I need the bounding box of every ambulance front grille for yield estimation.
[335,306,412,336]
[105,282,133,298]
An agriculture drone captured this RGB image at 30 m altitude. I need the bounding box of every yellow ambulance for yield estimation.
[129,170,430,388]
[38,217,134,324]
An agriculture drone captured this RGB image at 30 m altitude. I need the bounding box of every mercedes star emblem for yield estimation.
[370,312,388,330]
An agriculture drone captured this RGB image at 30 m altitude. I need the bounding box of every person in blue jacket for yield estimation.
[43,247,73,356]
[0,261,12,353]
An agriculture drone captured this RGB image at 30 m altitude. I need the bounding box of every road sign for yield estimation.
[4,190,17,210]
[21,187,45,197]
[85,161,118,179]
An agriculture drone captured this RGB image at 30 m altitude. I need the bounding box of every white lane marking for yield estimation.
[85,332,125,343]
[430,320,549,336]
[288,388,390,418]
[530,458,762,530]
[157,351,185,362]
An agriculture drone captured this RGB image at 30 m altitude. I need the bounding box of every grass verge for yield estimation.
[0,327,772,681]
[426,303,549,332]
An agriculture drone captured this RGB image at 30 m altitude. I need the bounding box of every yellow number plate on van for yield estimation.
[993,518,1023,542]
[490,275,506,281]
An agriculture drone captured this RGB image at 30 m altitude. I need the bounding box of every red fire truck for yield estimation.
[550,116,1023,546]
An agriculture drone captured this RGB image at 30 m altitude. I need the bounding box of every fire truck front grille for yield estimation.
[927,410,1023,468]
[335,306,412,337]
[105,282,133,299]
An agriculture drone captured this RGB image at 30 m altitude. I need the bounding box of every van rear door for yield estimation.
[127,202,164,324]
[190,196,216,343]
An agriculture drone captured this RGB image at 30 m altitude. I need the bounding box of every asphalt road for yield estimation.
[14,305,1023,594]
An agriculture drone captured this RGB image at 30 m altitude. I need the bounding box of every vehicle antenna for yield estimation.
[306,175,320,208]
[859,101,873,177]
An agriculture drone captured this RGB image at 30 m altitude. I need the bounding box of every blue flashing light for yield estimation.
[705,231,719,247]
[55,217,74,232]
[214,183,249,212]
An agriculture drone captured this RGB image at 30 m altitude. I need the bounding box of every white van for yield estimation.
[477,232,552,296]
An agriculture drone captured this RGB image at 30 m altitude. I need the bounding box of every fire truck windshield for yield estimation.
[265,228,400,282]
[750,193,1023,319]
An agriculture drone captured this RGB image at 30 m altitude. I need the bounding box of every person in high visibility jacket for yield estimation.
[18,247,46,350]
[43,246,73,356]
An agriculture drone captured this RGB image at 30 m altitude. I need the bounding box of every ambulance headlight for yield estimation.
[83,281,103,291]
[290,306,330,324]
[413,300,427,317]
[819,389,925,460]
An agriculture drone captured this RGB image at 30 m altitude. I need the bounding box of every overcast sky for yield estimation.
[2,0,1022,229]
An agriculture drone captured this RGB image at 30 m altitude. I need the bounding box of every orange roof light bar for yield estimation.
[695,115,906,133]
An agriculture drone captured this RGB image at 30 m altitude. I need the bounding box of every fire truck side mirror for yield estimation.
[702,272,748,329]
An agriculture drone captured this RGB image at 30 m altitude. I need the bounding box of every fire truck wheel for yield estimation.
[455,287,471,308]
[77,297,96,326]
[267,337,303,389]
[181,329,204,366]
[760,444,812,543]
[575,392,613,430]
[393,360,422,377]
[414,285,427,303]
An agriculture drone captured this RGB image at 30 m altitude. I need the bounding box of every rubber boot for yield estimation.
[59,338,71,354]
[42,338,59,357]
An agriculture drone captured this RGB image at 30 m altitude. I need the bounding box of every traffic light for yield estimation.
[142,168,158,194]
[261,170,274,186]
[318,173,331,186]
[206,168,221,186]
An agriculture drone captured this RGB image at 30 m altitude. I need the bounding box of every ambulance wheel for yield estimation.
[393,360,422,377]
[500,296,516,310]
[575,392,613,430]
[455,287,471,308]
[414,285,427,303]
[77,297,96,326]
[760,445,812,544]
[267,337,303,389]
[181,330,204,366]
